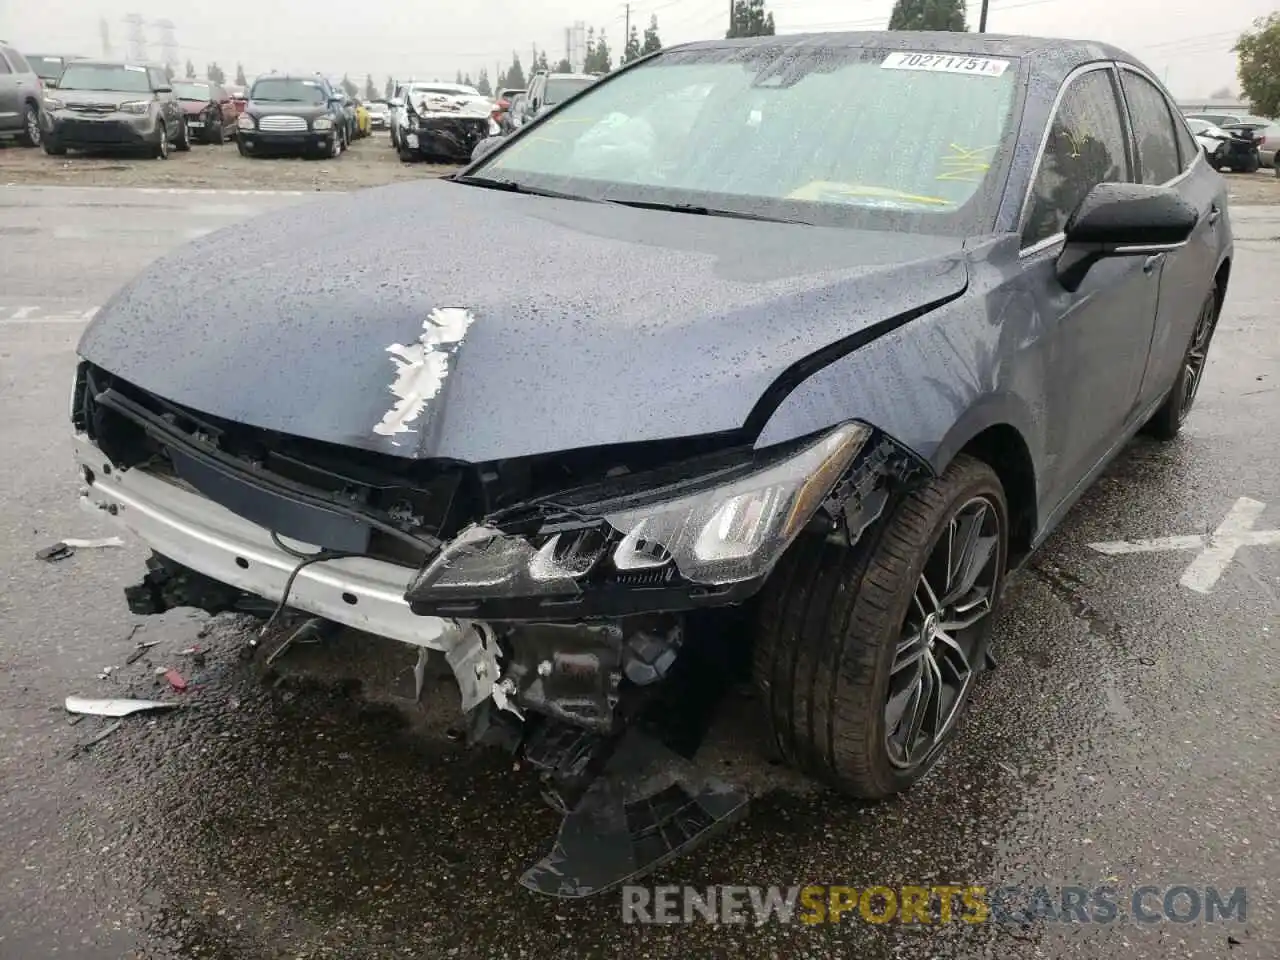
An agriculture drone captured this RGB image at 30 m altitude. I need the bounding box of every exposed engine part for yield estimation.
[444,622,503,714]
[497,618,681,735]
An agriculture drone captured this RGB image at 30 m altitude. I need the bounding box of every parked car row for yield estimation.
[1184,111,1278,174]
[2,44,383,163]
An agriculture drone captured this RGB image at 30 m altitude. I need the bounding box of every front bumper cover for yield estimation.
[74,432,456,649]
[44,111,159,147]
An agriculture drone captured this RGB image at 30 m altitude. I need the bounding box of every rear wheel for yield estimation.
[19,101,41,147]
[1243,153,1260,174]
[1145,288,1219,441]
[753,454,1007,799]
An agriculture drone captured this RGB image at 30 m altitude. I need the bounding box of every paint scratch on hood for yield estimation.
[372,307,475,443]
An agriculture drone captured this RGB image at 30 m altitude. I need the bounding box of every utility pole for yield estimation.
[98,17,112,57]
[153,19,178,75]
[729,0,735,36]
[624,3,631,44]
[123,13,147,61]
[978,0,989,32]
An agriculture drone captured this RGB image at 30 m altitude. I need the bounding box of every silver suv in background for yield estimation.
[0,40,44,147]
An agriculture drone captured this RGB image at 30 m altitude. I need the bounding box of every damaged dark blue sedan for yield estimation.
[71,31,1232,897]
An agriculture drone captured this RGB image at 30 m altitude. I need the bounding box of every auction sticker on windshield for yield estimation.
[881,53,1011,77]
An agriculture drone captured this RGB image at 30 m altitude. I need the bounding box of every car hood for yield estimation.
[180,100,210,115]
[56,89,150,109]
[78,180,968,463]
[246,101,327,118]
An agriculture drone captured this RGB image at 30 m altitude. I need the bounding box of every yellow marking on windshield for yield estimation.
[786,181,952,206]
[936,143,996,182]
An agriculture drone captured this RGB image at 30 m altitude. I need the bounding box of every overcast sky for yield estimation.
[4,0,1273,100]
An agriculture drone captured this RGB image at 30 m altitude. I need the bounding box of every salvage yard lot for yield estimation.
[2,136,1279,200]
[0,190,1277,957]
[0,135,459,191]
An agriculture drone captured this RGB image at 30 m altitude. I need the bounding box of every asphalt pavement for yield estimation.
[0,184,1277,959]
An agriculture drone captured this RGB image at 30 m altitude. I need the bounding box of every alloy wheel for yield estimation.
[1178,294,1217,422]
[25,108,41,146]
[885,495,1002,770]
[157,126,169,158]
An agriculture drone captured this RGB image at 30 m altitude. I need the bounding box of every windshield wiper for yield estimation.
[601,198,809,225]
[451,175,597,203]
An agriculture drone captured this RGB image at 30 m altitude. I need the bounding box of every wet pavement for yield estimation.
[1,185,1277,959]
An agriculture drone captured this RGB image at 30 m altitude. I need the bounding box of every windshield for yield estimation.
[250,78,327,103]
[475,45,1019,233]
[172,81,212,100]
[58,63,152,93]
[28,55,66,79]
[545,77,595,104]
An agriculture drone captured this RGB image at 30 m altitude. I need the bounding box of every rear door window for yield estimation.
[1120,70,1182,184]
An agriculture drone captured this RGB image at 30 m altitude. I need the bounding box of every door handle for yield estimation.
[1207,205,1221,226]
[1142,253,1165,274]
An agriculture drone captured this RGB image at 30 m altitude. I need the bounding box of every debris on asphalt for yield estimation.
[125,639,163,665]
[79,720,124,750]
[36,536,125,562]
[35,542,74,562]
[163,669,189,692]
[65,696,180,718]
[178,646,207,666]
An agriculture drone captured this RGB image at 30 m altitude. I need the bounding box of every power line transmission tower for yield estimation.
[123,13,147,61]
[153,19,179,73]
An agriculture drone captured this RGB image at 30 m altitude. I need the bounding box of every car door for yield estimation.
[1017,64,1161,509]
[149,68,176,130]
[1118,66,1223,414]
[0,49,19,132]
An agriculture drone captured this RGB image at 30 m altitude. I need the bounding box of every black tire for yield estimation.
[398,143,415,163]
[753,454,1008,799]
[236,139,252,157]
[1144,287,1220,441]
[174,118,191,152]
[18,101,41,147]
[153,124,170,159]
[43,141,66,156]
[207,110,224,144]
[1243,153,1260,174]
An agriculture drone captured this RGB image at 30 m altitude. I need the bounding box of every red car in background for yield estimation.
[171,79,238,144]
[226,85,248,116]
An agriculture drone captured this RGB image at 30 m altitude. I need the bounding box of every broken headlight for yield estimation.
[407,423,871,604]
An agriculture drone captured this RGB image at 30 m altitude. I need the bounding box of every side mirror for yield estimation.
[470,135,505,163]
[154,85,173,94]
[46,78,58,88]
[1056,182,1198,293]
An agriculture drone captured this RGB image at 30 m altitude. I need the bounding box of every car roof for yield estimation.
[672,30,1142,85]
[547,72,595,80]
[69,59,166,69]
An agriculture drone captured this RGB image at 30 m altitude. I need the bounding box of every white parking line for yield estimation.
[0,306,98,325]
[1090,497,1280,593]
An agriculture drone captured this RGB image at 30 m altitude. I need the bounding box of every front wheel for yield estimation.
[174,118,191,152]
[153,124,169,159]
[19,102,41,147]
[1145,288,1219,440]
[753,454,1008,799]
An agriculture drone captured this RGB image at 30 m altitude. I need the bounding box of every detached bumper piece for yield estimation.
[519,726,749,898]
